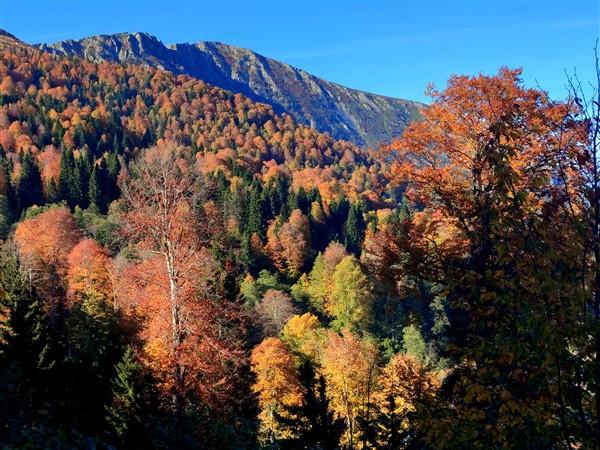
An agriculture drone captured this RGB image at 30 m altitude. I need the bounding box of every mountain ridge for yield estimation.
[35,31,423,147]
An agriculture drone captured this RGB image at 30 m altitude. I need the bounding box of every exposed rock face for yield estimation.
[40,32,423,147]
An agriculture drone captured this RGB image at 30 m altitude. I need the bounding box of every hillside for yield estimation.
[40,31,423,147]
[0,38,390,209]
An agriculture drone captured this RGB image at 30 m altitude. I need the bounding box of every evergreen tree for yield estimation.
[16,151,44,212]
[46,179,60,205]
[106,347,154,448]
[0,253,55,437]
[112,134,120,155]
[75,153,91,209]
[0,194,10,239]
[276,363,343,450]
[344,202,366,255]
[106,150,121,202]
[88,162,109,213]
[59,148,75,207]
[247,182,264,238]
[74,123,86,149]
[1,154,17,220]
[296,187,310,215]
[328,197,350,242]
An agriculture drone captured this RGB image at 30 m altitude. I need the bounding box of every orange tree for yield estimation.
[383,68,590,448]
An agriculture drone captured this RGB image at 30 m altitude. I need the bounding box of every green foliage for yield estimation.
[105,347,154,448]
[0,252,56,444]
[16,151,44,213]
[401,324,433,366]
[329,256,373,332]
[88,162,110,213]
[305,253,328,313]
[344,202,366,255]
[240,270,288,307]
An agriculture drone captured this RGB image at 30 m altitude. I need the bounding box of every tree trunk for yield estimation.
[165,244,183,416]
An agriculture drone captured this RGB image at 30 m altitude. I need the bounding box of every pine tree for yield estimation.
[110,133,120,155]
[0,194,10,239]
[247,183,264,238]
[106,346,151,448]
[0,253,54,432]
[88,163,108,213]
[344,202,366,255]
[275,362,344,450]
[1,154,16,220]
[16,151,44,213]
[59,148,75,206]
[74,123,86,149]
[106,150,121,202]
[44,179,59,206]
[75,154,91,209]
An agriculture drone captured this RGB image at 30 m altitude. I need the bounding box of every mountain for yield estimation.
[0,29,29,51]
[39,32,423,147]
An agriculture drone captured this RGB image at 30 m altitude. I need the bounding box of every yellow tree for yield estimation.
[251,337,304,444]
[280,312,323,362]
[328,255,373,332]
[306,242,348,312]
[321,330,379,448]
[374,354,439,449]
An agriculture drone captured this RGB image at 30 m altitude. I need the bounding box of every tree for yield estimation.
[59,148,80,208]
[401,324,430,365]
[120,142,202,413]
[120,142,243,416]
[281,313,323,362]
[14,206,82,300]
[374,354,439,449]
[275,361,344,450]
[66,238,113,305]
[321,330,379,449]
[384,68,588,448]
[88,161,110,213]
[254,289,298,337]
[0,252,54,436]
[266,209,310,278]
[16,151,44,212]
[344,202,366,255]
[306,242,348,313]
[106,347,155,448]
[328,255,373,332]
[251,338,304,445]
[567,49,600,446]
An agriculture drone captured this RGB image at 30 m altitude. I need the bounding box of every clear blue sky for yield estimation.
[1,0,598,102]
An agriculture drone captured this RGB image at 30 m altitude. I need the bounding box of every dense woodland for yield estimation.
[0,39,600,450]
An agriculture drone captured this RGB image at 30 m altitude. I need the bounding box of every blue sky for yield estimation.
[1,0,598,102]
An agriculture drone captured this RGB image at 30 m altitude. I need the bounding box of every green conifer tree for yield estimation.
[106,347,150,448]
[344,202,366,255]
[16,151,44,212]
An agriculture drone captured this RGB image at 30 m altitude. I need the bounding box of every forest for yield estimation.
[0,35,599,450]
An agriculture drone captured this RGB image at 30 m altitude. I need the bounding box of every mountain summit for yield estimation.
[40,32,422,147]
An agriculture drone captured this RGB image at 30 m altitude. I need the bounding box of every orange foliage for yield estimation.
[265,209,310,278]
[14,206,82,299]
[251,337,304,442]
[66,238,113,304]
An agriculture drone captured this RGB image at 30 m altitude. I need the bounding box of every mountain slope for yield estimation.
[40,32,423,147]
[0,29,30,52]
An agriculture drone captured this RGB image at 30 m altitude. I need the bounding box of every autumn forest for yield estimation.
[0,17,599,450]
